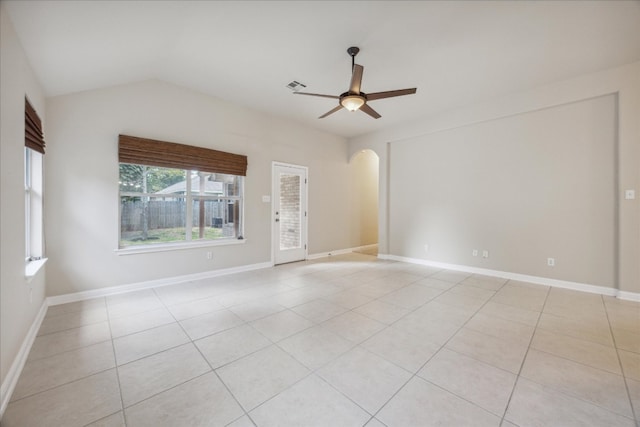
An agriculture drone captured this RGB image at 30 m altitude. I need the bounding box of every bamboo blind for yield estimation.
[25,98,45,154]
[118,134,247,176]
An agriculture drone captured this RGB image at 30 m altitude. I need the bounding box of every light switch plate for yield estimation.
[262,195,271,203]
[625,190,635,200]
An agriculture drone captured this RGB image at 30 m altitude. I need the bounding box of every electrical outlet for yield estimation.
[206,251,212,260]
[424,244,429,253]
[482,250,489,258]
[472,249,478,257]
[547,257,555,267]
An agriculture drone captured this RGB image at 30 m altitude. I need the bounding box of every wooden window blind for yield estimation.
[118,134,247,176]
[25,98,45,154]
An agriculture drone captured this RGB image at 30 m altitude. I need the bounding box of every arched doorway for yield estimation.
[350,149,379,255]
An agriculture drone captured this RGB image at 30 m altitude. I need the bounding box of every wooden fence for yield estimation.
[121,199,228,231]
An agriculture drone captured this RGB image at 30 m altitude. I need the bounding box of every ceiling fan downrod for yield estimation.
[347,46,360,73]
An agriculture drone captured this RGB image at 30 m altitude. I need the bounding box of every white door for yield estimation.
[273,163,307,265]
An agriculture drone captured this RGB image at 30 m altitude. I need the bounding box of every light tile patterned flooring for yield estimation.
[3,253,639,426]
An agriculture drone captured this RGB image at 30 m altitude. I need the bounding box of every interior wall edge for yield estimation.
[0,300,48,420]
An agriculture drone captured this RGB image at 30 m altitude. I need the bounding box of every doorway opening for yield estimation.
[350,149,379,256]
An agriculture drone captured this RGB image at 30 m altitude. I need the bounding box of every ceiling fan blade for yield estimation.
[319,105,344,119]
[294,92,339,99]
[366,88,417,101]
[349,64,364,94]
[360,103,381,119]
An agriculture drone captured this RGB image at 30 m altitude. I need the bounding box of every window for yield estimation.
[25,148,44,260]
[24,98,45,265]
[118,135,247,249]
[25,148,31,258]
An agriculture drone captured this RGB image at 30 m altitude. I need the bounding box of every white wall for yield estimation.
[350,61,640,294]
[391,95,616,286]
[0,3,47,401]
[45,79,367,296]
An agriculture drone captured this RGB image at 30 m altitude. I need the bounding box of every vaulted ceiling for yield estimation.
[5,1,640,138]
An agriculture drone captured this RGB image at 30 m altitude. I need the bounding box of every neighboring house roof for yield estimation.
[156,176,224,195]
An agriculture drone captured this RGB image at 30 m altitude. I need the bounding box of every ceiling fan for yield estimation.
[294,46,417,119]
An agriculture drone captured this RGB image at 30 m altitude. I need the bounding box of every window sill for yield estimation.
[25,258,48,283]
[114,239,246,256]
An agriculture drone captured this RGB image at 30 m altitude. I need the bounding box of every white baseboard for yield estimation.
[618,291,640,302]
[380,254,639,301]
[307,244,378,260]
[0,300,48,418]
[353,244,379,252]
[49,246,380,306]
[47,261,273,306]
[307,248,355,260]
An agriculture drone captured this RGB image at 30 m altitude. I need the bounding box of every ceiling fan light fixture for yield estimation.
[340,95,365,111]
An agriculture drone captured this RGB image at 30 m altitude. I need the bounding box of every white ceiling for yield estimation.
[5,1,640,138]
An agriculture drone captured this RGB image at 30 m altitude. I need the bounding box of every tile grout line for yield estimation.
[601,294,639,422]
[498,282,552,426]
[105,297,126,426]
[7,366,116,406]
[81,410,123,427]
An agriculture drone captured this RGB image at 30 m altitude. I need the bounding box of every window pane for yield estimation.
[25,148,43,260]
[279,173,301,250]
[119,164,186,194]
[25,148,31,188]
[120,196,187,246]
[191,171,243,240]
[25,148,31,258]
[192,198,228,240]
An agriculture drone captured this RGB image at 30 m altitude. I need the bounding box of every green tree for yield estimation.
[119,164,185,193]
[146,167,185,192]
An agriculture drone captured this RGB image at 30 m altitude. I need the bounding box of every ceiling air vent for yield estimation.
[286,81,307,92]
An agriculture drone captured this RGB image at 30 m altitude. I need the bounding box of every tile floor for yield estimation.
[2,253,639,426]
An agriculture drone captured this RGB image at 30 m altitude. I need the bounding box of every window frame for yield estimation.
[25,147,32,261]
[25,147,44,264]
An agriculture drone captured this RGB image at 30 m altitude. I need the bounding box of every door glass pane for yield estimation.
[279,173,301,250]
